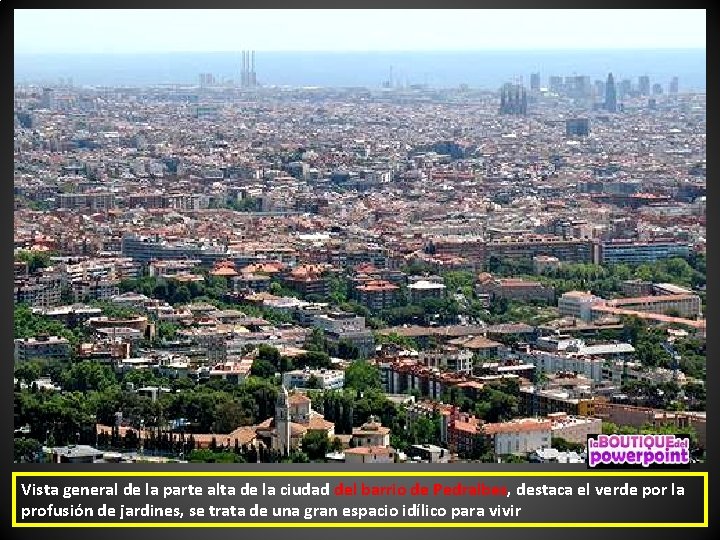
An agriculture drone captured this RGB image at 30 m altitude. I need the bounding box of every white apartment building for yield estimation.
[520,350,606,383]
[419,347,473,374]
[558,291,602,322]
[483,418,552,456]
[282,368,345,390]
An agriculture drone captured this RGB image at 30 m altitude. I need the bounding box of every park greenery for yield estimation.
[13,252,706,462]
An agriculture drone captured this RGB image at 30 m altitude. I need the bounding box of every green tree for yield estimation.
[286,450,310,463]
[188,449,245,463]
[172,285,191,305]
[14,437,43,463]
[156,322,179,341]
[328,274,349,304]
[297,351,332,369]
[61,362,117,392]
[306,328,328,353]
[375,332,417,350]
[16,250,52,273]
[551,437,585,453]
[337,338,360,360]
[602,422,619,435]
[443,270,475,296]
[250,358,276,379]
[344,361,381,393]
[14,362,41,387]
[214,401,251,433]
[301,431,331,461]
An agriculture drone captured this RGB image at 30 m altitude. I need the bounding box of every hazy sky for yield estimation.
[15,9,705,54]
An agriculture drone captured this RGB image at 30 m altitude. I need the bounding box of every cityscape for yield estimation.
[13,10,706,465]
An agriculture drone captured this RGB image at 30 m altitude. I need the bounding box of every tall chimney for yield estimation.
[241,51,245,87]
[244,51,249,87]
[251,50,256,87]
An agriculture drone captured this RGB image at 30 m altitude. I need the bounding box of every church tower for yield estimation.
[275,385,291,456]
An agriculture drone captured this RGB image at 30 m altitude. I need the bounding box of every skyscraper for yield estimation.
[41,88,54,110]
[549,76,563,94]
[199,73,215,88]
[670,76,679,94]
[639,75,650,96]
[619,79,632,99]
[605,73,617,113]
[594,80,606,99]
[530,72,541,92]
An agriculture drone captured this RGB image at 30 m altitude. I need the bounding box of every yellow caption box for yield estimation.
[12,470,708,528]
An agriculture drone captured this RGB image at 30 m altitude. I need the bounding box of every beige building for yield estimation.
[547,412,602,444]
[606,294,701,319]
[351,416,391,448]
[344,446,397,464]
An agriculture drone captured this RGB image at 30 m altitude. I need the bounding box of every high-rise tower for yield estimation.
[670,76,679,94]
[275,385,291,456]
[638,75,650,96]
[530,72,541,92]
[605,73,617,113]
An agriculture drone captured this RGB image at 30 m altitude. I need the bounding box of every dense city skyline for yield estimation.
[13,9,706,467]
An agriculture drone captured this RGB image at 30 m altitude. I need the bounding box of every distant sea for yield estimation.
[14,49,706,91]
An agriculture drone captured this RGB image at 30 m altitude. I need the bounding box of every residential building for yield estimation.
[407,444,450,463]
[519,384,596,417]
[476,273,555,302]
[558,291,602,321]
[407,280,446,303]
[344,446,396,464]
[483,418,552,456]
[282,368,345,390]
[15,335,71,362]
[355,280,400,310]
[547,412,602,444]
[605,294,701,319]
[419,346,474,374]
[208,358,254,385]
[599,240,691,265]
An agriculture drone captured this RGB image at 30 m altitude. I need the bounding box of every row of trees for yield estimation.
[525,257,705,297]
[14,304,81,348]
[119,274,230,307]
[622,315,705,380]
